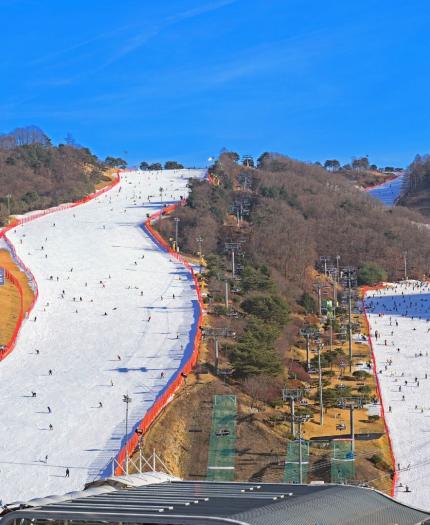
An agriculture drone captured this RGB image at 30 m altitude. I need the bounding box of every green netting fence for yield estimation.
[331,439,355,484]
[207,395,237,481]
[284,440,309,483]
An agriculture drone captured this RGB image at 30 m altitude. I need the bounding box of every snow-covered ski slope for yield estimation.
[0,168,205,504]
[364,281,430,510]
[367,174,404,206]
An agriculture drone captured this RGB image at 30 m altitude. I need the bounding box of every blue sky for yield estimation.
[1,0,429,167]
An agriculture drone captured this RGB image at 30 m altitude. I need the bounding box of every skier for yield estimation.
[47,406,51,414]
[65,468,70,478]
[49,369,53,376]
[99,401,103,408]
[31,391,37,397]
[49,424,53,431]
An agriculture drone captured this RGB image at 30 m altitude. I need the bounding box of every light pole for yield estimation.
[403,251,408,281]
[123,394,132,474]
[174,218,180,252]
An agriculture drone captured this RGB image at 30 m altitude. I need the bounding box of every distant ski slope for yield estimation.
[0,169,205,504]
[364,282,430,511]
[367,174,404,206]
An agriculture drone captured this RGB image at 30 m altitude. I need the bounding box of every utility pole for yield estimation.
[319,256,331,276]
[317,342,324,426]
[336,255,341,282]
[224,279,229,309]
[174,217,180,252]
[332,280,337,316]
[403,251,408,281]
[328,314,333,352]
[122,394,132,474]
[196,236,203,272]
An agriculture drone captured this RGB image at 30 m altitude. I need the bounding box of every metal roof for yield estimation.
[1,480,429,525]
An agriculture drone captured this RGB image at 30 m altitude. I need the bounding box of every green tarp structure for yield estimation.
[331,439,355,483]
[284,440,309,483]
[207,395,236,481]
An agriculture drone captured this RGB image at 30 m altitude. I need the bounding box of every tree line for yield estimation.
[0,128,108,225]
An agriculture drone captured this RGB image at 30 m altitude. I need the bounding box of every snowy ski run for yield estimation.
[0,168,205,504]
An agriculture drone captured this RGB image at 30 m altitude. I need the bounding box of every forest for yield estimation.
[161,152,430,301]
[397,154,430,216]
[0,126,108,224]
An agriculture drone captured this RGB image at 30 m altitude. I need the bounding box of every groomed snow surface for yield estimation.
[364,281,430,511]
[367,174,404,206]
[0,169,205,504]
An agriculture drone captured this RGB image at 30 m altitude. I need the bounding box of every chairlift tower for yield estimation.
[282,387,304,438]
[340,267,357,372]
[299,326,318,371]
[337,396,363,454]
[201,327,236,375]
[225,240,246,279]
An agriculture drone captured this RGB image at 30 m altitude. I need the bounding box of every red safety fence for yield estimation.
[114,202,204,475]
[0,173,120,362]
[360,285,397,497]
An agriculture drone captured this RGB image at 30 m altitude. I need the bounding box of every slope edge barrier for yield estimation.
[361,284,398,497]
[0,172,120,362]
[113,201,204,475]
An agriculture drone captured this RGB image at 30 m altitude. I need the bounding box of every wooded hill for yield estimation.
[162,152,430,301]
[0,127,108,225]
[397,154,430,216]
